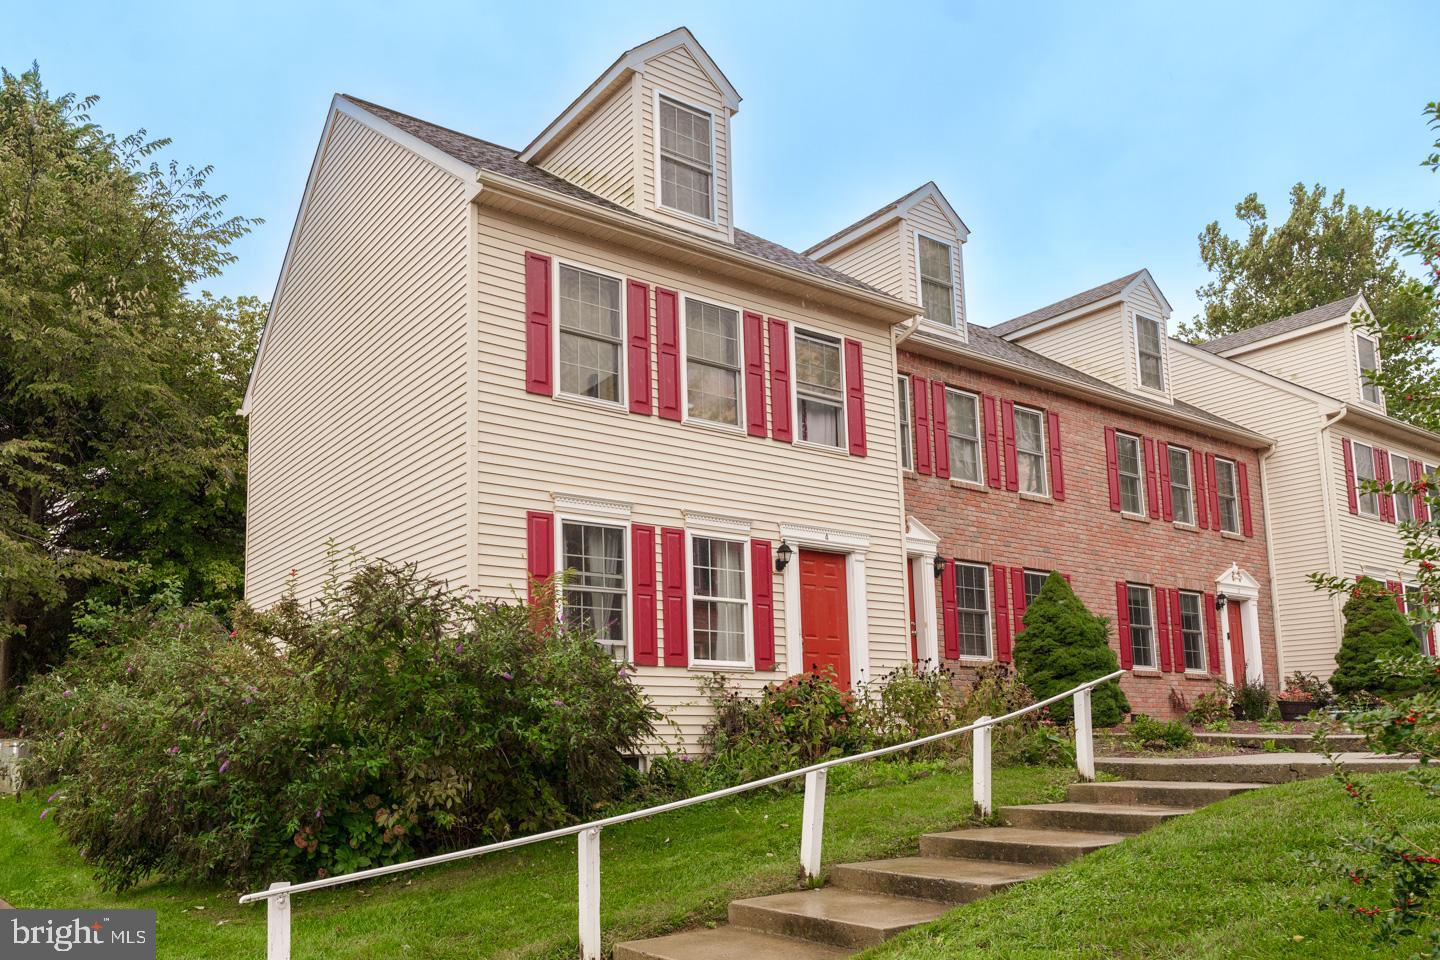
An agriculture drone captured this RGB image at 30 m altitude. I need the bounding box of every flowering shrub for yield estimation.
[19,564,655,890]
[1185,689,1231,725]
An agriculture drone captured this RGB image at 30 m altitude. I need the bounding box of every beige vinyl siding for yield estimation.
[901,197,966,328]
[638,45,732,242]
[536,81,636,209]
[245,112,472,609]
[1231,324,1360,405]
[1014,303,1132,388]
[1123,280,1172,398]
[473,205,907,750]
[821,222,907,298]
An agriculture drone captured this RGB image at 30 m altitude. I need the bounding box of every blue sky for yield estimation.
[7,1,1435,326]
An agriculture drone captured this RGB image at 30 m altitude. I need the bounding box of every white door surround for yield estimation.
[904,517,940,668]
[779,523,871,686]
[1215,563,1263,686]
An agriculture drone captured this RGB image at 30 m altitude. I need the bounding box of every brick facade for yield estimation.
[900,349,1280,721]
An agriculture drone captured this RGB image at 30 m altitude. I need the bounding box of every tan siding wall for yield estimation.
[1015,304,1131,388]
[1234,325,1358,404]
[822,222,906,298]
[637,46,732,242]
[901,197,966,328]
[537,82,636,209]
[473,206,907,752]
[245,113,472,608]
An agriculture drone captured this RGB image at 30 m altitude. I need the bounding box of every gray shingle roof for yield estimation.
[341,95,888,297]
[989,270,1146,337]
[1195,295,1361,354]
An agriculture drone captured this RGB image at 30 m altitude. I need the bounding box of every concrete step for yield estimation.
[919,826,1126,866]
[1097,753,1414,784]
[615,925,851,960]
[728,887,950,950]
[1067,779,1263,807]
[1000,801,1191,835]
[1192,731,1364,750]
[830,855,1046,904]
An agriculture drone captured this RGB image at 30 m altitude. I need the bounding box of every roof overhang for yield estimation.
[1331,403,1440,454]
[1000,269,1171,342]
[805,181,970,261]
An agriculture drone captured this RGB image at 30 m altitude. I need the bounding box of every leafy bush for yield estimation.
[20,565,655,890]
[1331,578,1423,698]
[858,665,964,750]
[1282,671,1332,705]
[1011,573,1129,726]
[1229,677,1275,721]
[1128,715,1195,751]
[1185,689,1231,725]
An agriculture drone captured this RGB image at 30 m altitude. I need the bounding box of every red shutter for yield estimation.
[844,339,867,457]
[1047,410,1066,501]
[1411,459,1430,523]
[1204,593,1222,676]
[631,525,657,665]
[655,288,682,421]
[1169,589,1187,671]
[1341,438,1359,514]
[751,539,775,671]
[767,318,792,441]
[1104,427,1121,512]
[524,252,553,395]
[627,280,652,415]
[913,376,933,475]
[1375,448,1394,522]
[1115,581,1133,670]
[1011,568,1027,635]
[1144,437,1161,520]
[1206,453,1221,530]
[1158,442,1173,521]
[983,395,1002,488]
[993,565,1012,662]
[525,510,554,600]
[1194,448,1210,529]
[1237,461,1254,536]
[1001,400,1019,492]
[1387,580,1404,614]
[1156,587,1173,672]
[661,527,688,666]
[931,380,950,479]
[942,560,959,659]
[742,311,767,437]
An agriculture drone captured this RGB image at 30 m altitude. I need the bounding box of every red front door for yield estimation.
[799,550,851,689]
[907,562,919,665]
[1227,601,1246,682]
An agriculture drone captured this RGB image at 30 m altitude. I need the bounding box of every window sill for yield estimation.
[1120,511,1150,523]
[917,320,968,343]
[686,662,755,673]
[1129,668,1163,677]
[795,438,851,459]
[1172,521,1200,533]
[655,202,722,231]
[950,478,989,493]
[1183,671,1216,680]
[554,391,628,415]
[683,416,748,440]
[1019,492,1053,505]
[1220,530,1246,541]
[957,655,995,665]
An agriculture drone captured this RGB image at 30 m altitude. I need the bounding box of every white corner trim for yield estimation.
[778,523,872,552]
[552,493,633,519]
[683,510,752,535]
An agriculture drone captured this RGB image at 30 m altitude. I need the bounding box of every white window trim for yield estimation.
[1127,584,1159,670]
[1132,311,1168,395]
[1115,430,1147,518]
[897,374,914,473]
[652,90,720,228]
[790,324,847,452]
[553,508,633,663]
[1213,456,1241,534]
[551,258,630,411]
[1403,582,1434,651]
[1391,453,1416,523]
[1177,589,1208,674]
[945,387,985,486]
[1167,444,1196,526]
[1012,404,1049,497]
[1352,439,1380,518]
[953,560,993,661]
[1355,332,1384,408]
[678,292,747,433]
[1021,569,1050,609]
[685,527,753,669]
[913,230,961,330]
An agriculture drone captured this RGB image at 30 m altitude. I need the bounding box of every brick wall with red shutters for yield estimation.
[900,349,1280,722]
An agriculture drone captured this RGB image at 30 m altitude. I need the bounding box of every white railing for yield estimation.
[239,670,1123,960]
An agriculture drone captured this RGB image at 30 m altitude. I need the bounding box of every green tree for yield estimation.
[1328,578,1421,699]
[0,66,260,694]
[1012,572,1129,726]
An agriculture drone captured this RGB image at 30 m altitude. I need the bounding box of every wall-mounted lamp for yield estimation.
[933,555,948,578]
[774,540,793,573]
[1215,593,1229,612]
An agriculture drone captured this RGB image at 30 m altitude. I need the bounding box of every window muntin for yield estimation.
[1178,591,1206,672]
[795,329,844,448]
[1116,432,1146,515]
[1136,315,1165,390]
[1357,334,1382,405]
[560,521,627,660]
[691,535,748,665]
[1392,453,1415,523]
[684,297,741,426]
[897,376,913,471]
[1214,458,1240,533]
[658,97,714,220]
[917,235,956,327]
[1127,584,1156,669]
[1353,441,1379,516]
[1167,446,1195,525]
[954,561,991,658]
[1013,406,1048,496]
[557,264,624,403]
[1404,584,1431,647]
[1023,570,1050,609]
[946,388,983,484]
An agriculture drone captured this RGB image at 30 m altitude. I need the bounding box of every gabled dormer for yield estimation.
[989,269,1175,403]
[518,28,740,244]
[805,182,969,340]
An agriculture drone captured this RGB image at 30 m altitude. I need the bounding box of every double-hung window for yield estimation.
[1357,334,1382,406]
[1167,445,1195,525]
[1214,458,1240,533]
[1353,441,1379,516]
[560,521,627,660]
[658,96,714,220]
[1127,584,1157,669]
[1136,315,1165,390]
[954,561,991,658]
[795,329,844,448]
[897,376,914,471]
[946,388,983,484]
[1013,405,1048,495]
[1404,584,1431,648]
[685,298,741,426]
[917,235,957,327]
[1116,432,1146,515]
[557,264,623,403]
[1023,570,1050,608]
[1392,453,1415,523]
[691,535,748,665]
[1178,591,1206,671]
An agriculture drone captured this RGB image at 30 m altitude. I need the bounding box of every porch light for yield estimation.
[1215,594,1229,612]
[774,540,793,572]
[933,556,947,578]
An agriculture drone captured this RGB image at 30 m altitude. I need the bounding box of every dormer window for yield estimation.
[658,96,714,221]
[1357,334,1382,405]
[917,235,957,327]
[1135,315,1165,390]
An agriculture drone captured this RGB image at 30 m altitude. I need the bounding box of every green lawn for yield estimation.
[862,773,1434,960]
[1,762,1073,959]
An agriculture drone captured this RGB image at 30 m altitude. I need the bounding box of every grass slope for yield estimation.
[863,773,1434,960]
[1,763,1071,959]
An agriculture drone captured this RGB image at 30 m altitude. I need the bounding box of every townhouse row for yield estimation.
[240,28,1439,748]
